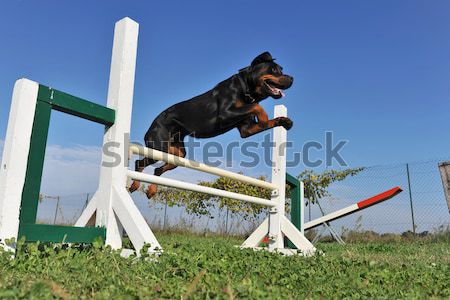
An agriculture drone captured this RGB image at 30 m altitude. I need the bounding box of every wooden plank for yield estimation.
[37,85,115,126]
[356,187,403,209]
[286,172,299,188]
[269,105,288,250]
[0,79,39,248]
[286,173,303,249]
[304,187,403,230]
[19,223,106,243]
[19,100,52,224]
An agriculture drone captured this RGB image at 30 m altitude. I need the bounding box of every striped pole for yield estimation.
[303,187,402,230]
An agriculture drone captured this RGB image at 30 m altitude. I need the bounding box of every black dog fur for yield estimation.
[129,51,294,198]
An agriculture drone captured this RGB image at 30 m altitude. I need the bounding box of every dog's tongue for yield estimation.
[267,83,285,98]
[273,87,285,98]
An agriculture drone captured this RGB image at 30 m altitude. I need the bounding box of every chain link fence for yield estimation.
[307,159,450,237]
[37,158,450,238]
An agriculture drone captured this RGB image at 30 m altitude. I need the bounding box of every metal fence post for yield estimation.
[406,163,416,234]
[83,193,89,209]
[163,198,168,230]
[308,199,311,221]
[225,206,229,234]
[53,196,60,225]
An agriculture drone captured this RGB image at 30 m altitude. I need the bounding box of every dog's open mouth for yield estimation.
[264,80,285,97]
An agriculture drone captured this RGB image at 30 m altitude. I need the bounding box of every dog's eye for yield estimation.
[272,66,280,74]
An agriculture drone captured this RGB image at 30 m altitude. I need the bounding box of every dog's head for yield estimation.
[241,52,293,100]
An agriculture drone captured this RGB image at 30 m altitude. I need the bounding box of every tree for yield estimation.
[139,174,273,221]
[138,168,364,221]
[298,168,364,204]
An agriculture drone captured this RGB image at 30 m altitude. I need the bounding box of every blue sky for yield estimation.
[1,0,450,193]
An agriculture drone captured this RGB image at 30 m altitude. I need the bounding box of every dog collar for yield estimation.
[236,73,256,103]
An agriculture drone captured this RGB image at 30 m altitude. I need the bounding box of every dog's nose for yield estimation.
[286,75,293,85]
[288,75,294,83]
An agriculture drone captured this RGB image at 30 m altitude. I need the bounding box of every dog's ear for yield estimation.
[251,52,274,66]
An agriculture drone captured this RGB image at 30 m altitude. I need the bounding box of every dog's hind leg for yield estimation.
[146,144,186,199]
[129,157,157,193]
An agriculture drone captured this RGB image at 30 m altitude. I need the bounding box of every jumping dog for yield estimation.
[129,52,294,198]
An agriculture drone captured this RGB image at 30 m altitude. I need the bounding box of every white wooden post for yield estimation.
[268,105,287,250]
[75,17,161,255]
[0,79,39,252]
[242,105,316,255]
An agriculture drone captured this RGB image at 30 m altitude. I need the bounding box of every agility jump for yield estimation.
[0,17,403,257]
[0,17,315,256]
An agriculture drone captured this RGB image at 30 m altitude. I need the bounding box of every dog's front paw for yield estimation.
[277,117,293,130]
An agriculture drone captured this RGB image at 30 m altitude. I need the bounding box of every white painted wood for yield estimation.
[0,79,39,252]
[281,215,315,254]
[94,17,140,249]
[240,107,315,255]
[241,217,268,248]
[268,105,287,250]
[112,186,161,252]
[303,203,359,230]
[74,192,98,226]
[76,17,162,256]
[127,170,276,207]
[129,144,278,191]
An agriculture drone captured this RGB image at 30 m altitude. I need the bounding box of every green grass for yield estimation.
[0,233,449,299]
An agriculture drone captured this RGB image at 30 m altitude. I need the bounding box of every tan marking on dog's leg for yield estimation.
[129,157,156,193]
[145,145,186,199]
[239,104,279,137]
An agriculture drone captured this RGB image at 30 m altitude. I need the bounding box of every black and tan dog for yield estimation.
[129,51,294,198]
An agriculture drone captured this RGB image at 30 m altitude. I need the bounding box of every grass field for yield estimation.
[0,233,449,299]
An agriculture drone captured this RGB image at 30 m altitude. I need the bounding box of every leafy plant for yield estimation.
[140,174,277,221]
[139,168,363,221]
[298,168,364,204]
[0,232,449,299]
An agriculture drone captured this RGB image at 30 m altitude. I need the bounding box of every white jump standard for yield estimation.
[126,106,316,255]
[0,17,316,256]
[75,17,316,255]
[74,18,164,256]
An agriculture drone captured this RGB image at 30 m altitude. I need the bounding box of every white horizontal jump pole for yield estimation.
[304,186,403,230]
[127,170,276,207]
[129,144,278,191]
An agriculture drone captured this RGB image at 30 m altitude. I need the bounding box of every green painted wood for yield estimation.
[37,85,115,126]
[286,173,302,248]
[286,173,301,231]
[19,223,106,243]
[16,85,110,245]
[286,173,299,188]
[19,100,52,224]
